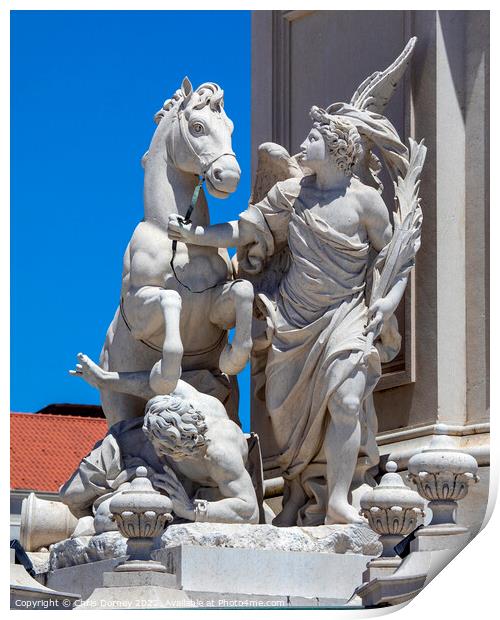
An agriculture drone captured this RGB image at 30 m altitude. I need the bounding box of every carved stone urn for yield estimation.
[110,466,173,572]
[360,461,425,558]
[407,428,479,532]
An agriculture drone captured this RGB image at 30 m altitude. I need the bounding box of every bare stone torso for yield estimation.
[121,220,232,356]
[293,177,369,244]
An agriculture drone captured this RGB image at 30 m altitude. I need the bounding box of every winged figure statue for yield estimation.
[166,37,426,526]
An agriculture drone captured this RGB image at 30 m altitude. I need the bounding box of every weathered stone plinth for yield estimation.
[159,522,382,555]
[155,543,371,600]
[49,522,382,571]
[46,522,381,605]
[79,570,190,610]
[49,532,128,570]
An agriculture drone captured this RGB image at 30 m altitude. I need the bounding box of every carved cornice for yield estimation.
[377,422,490,444]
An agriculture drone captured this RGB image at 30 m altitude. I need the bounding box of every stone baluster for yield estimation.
[110,466,173,573]
[407,427,479,551]
[359,461,425,579]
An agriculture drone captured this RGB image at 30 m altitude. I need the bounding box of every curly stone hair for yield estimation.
[309,106,362,176]
[143,394,208,458]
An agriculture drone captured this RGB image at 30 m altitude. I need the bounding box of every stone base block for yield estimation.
[396,547,463,584]
[10,564,80,610]
[183,591,359,608]
[362,557,401,581]
[356,572,427,607]
[48,522,382,570]
[103,569,177,589]
[46,523,381,604]
[410,525,471,552]
[357,543,468,607]
[80,584,190,609]
[154,544,372,600]
[46,557,126,600]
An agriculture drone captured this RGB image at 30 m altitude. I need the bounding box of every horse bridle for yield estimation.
[169,109,237,294]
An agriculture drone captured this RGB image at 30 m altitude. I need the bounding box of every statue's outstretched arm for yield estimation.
[166,217,255,249]
[70,353,197,400]
[69,353,154,400]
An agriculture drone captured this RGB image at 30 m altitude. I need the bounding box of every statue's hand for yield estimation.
[152,469,195,521]
[364,298,394,340]
[167,214,195,243]
[69,353,106,388]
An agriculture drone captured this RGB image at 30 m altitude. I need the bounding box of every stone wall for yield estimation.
[251,10,489,526]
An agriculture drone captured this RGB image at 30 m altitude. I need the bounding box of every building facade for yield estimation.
[251,10,489,534]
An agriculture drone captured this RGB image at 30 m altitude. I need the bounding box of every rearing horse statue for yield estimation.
[99,78,253,427]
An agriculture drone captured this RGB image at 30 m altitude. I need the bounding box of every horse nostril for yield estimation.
[207,157,241,194]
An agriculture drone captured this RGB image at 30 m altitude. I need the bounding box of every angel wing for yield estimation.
[323,37,417,191]
[251,142,303,204]
[234,143,303,297]
[350,37,417,114]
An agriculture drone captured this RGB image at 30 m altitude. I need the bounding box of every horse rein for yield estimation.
[169,111,236,294]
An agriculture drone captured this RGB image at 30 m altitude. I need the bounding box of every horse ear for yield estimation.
[181,76,193,99]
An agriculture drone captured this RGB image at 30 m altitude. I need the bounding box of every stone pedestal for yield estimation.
[362,557,401,582]
[359,461,425,558]
[109,466,173,574]
[45,522,381,607]
[356,461,426,606]
[355,572,427,607]
[47,558,126,601]
[10,564,80,610]
[407,429,478,554]
[155,544,372,601]
[80,570,190,610]
[410,525,471,553]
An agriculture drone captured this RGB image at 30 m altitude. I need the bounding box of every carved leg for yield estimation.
[149,289,183,395]
[210,280,254,375]
[99,307,160,427]
[272,478,307,527]
[125,286,184,394]
[324,359,367,525]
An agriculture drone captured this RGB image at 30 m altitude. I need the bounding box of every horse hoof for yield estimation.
[218,342,251,375]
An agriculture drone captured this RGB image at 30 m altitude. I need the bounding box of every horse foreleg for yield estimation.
[149,289,184,395]
[210,280,254,375]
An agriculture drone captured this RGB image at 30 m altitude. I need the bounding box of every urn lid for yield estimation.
[110,466,173,516]
[360,461,425,511]
[407,426,479,476]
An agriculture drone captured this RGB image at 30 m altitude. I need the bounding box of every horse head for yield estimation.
[152,77,241,199]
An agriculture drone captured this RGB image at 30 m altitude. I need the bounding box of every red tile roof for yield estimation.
[10,413,108,493]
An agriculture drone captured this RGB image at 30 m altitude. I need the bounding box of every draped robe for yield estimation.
[239,178,382,525]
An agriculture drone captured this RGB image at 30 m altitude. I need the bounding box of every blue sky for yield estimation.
[11,10,252,429]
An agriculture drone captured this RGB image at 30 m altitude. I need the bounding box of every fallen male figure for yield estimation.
[63,353,259,529]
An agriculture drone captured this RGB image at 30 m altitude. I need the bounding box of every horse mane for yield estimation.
[154,82,224,125]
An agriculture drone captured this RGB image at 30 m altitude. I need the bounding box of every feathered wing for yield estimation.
[251,142,303,204]
[324,37,416,190]
[350,37,417,114]
[234,143,303,297]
